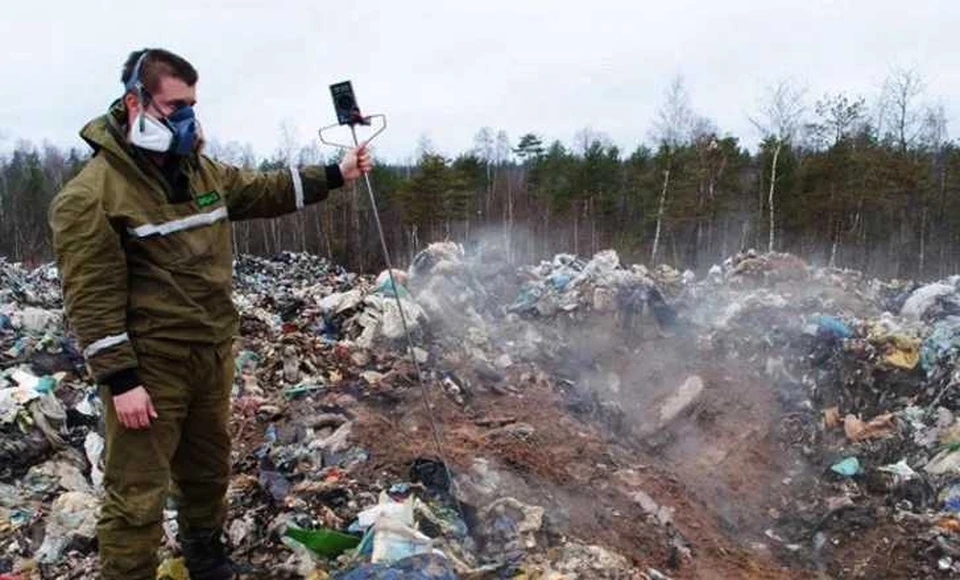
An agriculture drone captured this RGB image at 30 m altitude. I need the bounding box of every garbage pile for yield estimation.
[1,245,959,578]
[673,251,960,576]
[221,245,681,577]
[0,257,102,579]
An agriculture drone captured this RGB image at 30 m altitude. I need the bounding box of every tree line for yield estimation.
[2,67,958,281]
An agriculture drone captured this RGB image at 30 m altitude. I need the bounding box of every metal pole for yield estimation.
[348,126,461,505]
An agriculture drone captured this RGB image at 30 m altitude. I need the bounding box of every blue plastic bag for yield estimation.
[814,315,852,340]
[335,553,456,580]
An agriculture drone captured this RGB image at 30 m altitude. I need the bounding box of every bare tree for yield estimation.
[650,75,693,265]
[416,133,436,158]
[570,127,612,256]
[472,127,495,213]
[879,67,925,153]
[751,79,806,253]
[921,102,948,152]
[205,139,248,165]
[690,117,723,265]
[473,128,511,239]
[573,127,612,155]
[921,102,949,275]
[473,127,494,161]
[494,129,514,261]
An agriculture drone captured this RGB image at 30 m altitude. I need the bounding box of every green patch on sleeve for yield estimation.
[196,190,221,208]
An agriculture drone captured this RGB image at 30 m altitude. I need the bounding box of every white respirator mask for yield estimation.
[129,110,175,153]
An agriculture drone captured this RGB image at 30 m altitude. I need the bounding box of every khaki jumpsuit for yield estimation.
[49,101,341,578]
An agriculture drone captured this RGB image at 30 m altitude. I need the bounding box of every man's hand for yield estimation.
[114,386,158,429]
[339,144,373,182]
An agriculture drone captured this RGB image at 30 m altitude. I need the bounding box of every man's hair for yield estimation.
[120,48,198,94]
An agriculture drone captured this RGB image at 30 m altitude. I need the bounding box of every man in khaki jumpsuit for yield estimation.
[49,48,371,579]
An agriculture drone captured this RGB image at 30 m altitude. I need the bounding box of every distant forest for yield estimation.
[2,69,958,280]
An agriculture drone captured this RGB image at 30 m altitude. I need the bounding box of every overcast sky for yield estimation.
[2,0,958,162]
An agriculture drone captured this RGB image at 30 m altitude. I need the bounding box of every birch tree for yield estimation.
[650,76,693,265]
[750,80,805,253]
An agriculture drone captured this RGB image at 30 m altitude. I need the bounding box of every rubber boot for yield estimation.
[181,528,236,580]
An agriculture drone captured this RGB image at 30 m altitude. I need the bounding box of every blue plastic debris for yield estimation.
[831,457,861,477]
[941,482,960,513]
[6,338,27,358]
[334,553,456,580]
[35,376,56,395]
[235,350,259,373]
[376,277,409,299]
[547,271,572,291]
[258,469,291,501]
[921,316,960,374]
[283,382,325,400]
[509,283,545,313]
[815,315,853,340]
[318,318,340,341]
[388,483,412,496]
[264,424,277,445]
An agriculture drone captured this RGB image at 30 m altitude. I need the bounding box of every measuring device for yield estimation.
[319,82,459,504]
[318,81,386,148]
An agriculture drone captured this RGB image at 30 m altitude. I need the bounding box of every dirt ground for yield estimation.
[331,353,813,579]
[286,328,929,579]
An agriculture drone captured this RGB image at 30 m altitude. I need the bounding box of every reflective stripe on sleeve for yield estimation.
[83,332,130,358]
[291,166,304,210]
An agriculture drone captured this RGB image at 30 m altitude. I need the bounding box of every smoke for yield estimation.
[404,224,703,436]
[396,228,871,553]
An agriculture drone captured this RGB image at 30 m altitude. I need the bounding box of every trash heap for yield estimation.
[674,250,960,576]
[188,246,670,578]
[1,257,103,579]
[1,245,960,578]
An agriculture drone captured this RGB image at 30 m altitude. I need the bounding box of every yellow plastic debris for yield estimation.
[882,336,921,370]
[156,557,189,580]
[869,333,921,370]
[940,422,960,446]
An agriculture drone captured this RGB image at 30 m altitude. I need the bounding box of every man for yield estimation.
[49,48,372,579]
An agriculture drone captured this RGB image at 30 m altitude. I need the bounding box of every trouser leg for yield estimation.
[98,342,190,580]
[172,341,233,536]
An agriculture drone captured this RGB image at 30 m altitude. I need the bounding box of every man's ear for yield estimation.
[124,92,140,116]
